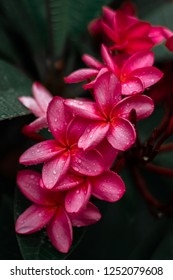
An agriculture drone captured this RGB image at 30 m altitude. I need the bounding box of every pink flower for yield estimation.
[19,97,104,189]
[52,169,125,214]
[15,170,101,253]
[65,45,163,95]
[89,4,167,54]
[65,73,154,151]
[19,82,53,136]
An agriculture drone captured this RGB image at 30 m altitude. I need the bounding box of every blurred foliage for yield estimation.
[0,0,173,260]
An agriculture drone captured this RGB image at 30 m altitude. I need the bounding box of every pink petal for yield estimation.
[66,116,90,145]
[102,21,117,42]
[107,117,136,150]
[64,99,104,120]
[121,51,154,76]
[15,204,56,234]
[91,170,125,202]
[78,121,110,150]
[121,77,144,95]
[17,170,54,205]
[127,38,154,54]
[42,151,71,189]
[113,95,154,120]
[83,67,108,90]
[46,207,72,253]
[130,66,163,88]
[82,54,103,70]
[102,6,115,26]
[101,44,118,73]
[64,69,98,83]
[94,72,121,113]
[149,26,167,44]
[70,202,101,227]
[19,96,43,117]
[32,82,52,113]
[47,97,69,143]
[96,138,118,169]
[65,181,91,213]
[23,116,47,135]
[19,140,62,165]
[71,148,104,176]
[127,21,151,39]
[54,172,84,191]
[166,36,173,51]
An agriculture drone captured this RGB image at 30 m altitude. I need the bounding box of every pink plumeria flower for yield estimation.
[19,97,105,189]
[52,168,125,214]
[65,45,163,95]
[15,170,101,253]
[89,4,168,54]
[65,73,154,151]
[19,82,53,136]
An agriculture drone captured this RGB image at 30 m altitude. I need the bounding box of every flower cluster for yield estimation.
[16,1,171,253]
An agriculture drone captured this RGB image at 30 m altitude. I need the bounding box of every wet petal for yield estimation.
[17,170,54,205]
[32,82,52,113]
[19,96,42,117]
[42,152,71,189]
[19,140,62,165]
[78,121,109,150]
[70,202,101,227]
[64,69,98,83]
[127,21,151,39]
[22,116,47,135]
[54,172,84,191]
[96,138,118,169]
[66,116,90,145]
[91,170,125,202]
[121,77,144,95]
[82,54,103,70]
[107,117,136,151]
[46,207,72,253]
[127,38,154,54]
[15,204,56,234]
[65,181,91,213]
[101,44,118,73]
[71,148,104,176]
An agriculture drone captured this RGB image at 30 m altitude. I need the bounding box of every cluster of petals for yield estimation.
[64,45,163,95]
[88,3,170,54]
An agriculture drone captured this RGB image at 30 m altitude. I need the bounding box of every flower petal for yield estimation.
[17,170,54,205]
[64,69,98,83]
[42,152,71,189]
[64,99,103,120]
[70,202,101,227]
[127,38,154,54]
[91,170,125,202]
[121,77,144,95]
[130,66,163,88]
[121,51,154,76]
[82,54,103,70]
[107,117,136,150]
[101,44,118,73]
[19,96,42,117]
[46,207,72,253]
[96,138,118,169]
[15,204,56,234]
[22,116,47,135]
[113,95,154,120]
[65,181,91,213]
[78,121,109,150]
[54,172,84,191]
[71,148,104,176]
[127,21,151,39]
[66,116,90,145]
[19,140,62,165]
[32,82,52,113]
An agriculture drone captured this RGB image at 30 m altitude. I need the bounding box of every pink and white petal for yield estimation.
[32,82,52,113]
[101,44,118,73]
[113,95,154,120]
[130,66,163,88]
[78,122,109,150]
[42,151,71,189]
[19,140,62,165]
[15,204,56,234]
[107,117,136,151]
[54,172,84,191]
[82,54,103,70]
[46,207,72,253]
[121,51,154,76]
[47,97,69,143]
[91,170,125,202]
[127,38,154,54]
[121,77,144,95]
[23,116,47,135]
[64,69,98,83]
[70,202,101,227]
[17,170,54,205]
[96,138,118,169]
[19,96,42,117]
[71,148,104,176]
[64,99,104,120]
[94,72,121,113]
[65,181,91,213]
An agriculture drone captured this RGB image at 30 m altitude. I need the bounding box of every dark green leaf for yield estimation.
[0,60,32,121]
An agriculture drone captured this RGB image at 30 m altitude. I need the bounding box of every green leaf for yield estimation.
[0,60,32,121]
[47,0,112,57]
[14,187,86,260]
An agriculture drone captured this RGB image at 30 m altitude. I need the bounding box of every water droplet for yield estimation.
[76,189,80,194]
[53,170,57,175]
